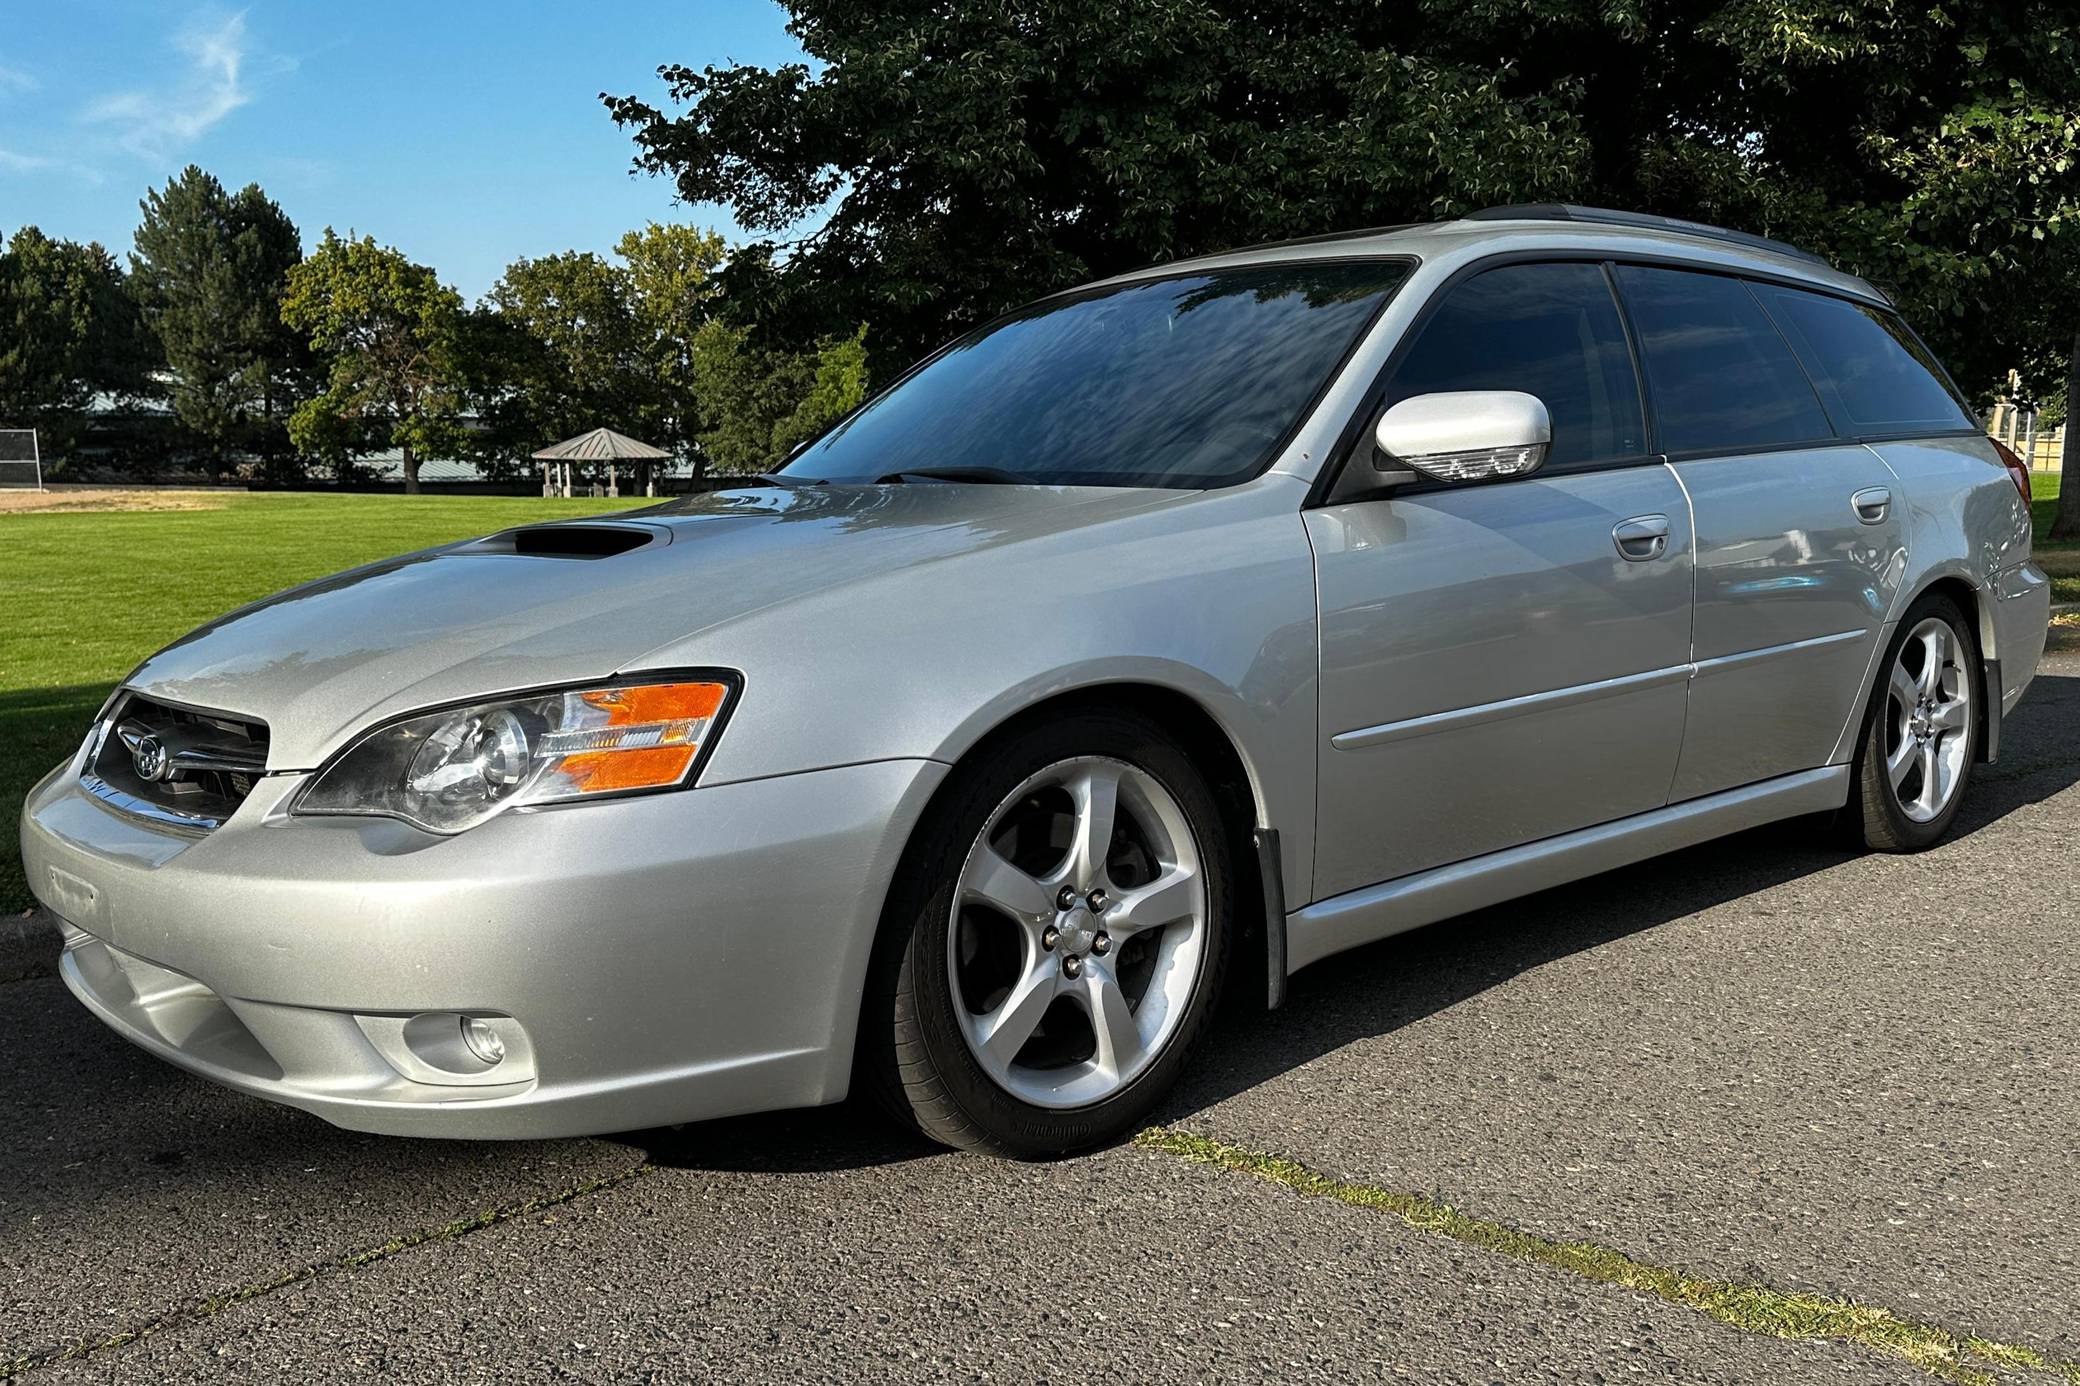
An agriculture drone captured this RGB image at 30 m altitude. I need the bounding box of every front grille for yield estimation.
[81,692,269,831]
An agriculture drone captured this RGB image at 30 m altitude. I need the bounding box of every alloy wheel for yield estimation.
[1884,616,1972,824]
[946,756,1208,1109]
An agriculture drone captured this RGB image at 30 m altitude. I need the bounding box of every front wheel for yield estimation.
[1849,595,1979,852]
[863,710,1233,1157]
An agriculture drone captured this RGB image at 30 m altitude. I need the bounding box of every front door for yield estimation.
[1309,260,1695,900]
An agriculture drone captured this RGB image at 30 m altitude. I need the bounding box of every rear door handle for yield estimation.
[1613,514,1671,562]
[1851,486,1891,525]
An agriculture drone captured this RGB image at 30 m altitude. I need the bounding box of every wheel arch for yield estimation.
[890,678,1283,1012]
[1841,571,1996,768]
[1903,569,1995,662]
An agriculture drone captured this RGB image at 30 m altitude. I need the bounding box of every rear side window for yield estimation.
[1750,285,1975,435]
[1615,266,1831,454]
[1385,261,1645,467]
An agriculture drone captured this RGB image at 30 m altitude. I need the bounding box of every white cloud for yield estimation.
[0,145,106,185]
[83,9,274,157]
[0,63,37,96]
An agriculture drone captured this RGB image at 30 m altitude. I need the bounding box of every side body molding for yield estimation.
[1284,766,1849,973]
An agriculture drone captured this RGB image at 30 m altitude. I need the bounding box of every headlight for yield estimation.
[293,676,736,833]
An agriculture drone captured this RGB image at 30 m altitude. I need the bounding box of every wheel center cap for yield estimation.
[1054,907,1096,957]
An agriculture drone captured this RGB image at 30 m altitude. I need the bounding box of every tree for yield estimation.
[771,323,869,458]
[0,227,156,457]
[689,319,868,473]
[477,250,652,479]
[282,231,465,493]
[131,166,309,474]
[616,223,728,462]
[606,2,2080,404]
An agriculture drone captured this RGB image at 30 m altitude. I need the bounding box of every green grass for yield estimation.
[1,492,646,914]
[2030,471,2080,606]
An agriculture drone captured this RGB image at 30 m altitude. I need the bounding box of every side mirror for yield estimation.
[1372,391,1552,484]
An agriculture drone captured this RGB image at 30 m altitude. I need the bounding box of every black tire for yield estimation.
[861,708,1234,1158]
[1848,593,1980,852]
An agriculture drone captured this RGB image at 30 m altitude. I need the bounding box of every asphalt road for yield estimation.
[4,653,2076,1384]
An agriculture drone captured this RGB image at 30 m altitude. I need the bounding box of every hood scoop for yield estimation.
[459,522,669,560]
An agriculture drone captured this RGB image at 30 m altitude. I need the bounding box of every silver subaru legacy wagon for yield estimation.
[21,205,2050,1156]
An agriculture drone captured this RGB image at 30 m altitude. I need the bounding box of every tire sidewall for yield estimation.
[883,711,1235,1155]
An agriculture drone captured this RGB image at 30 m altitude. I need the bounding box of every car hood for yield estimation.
[124,483,1179,769]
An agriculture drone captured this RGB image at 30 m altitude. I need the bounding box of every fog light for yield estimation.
[460,1016,506,1065]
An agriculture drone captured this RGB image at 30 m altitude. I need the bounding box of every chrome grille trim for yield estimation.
[79,692,270,833]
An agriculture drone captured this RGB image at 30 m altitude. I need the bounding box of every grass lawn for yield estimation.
[2030,471,2080,606]
[2,491,646,914]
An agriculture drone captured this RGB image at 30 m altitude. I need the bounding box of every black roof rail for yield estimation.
[1464,204,1831,269]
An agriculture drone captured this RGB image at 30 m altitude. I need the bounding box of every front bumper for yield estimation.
[21,754,946,1138]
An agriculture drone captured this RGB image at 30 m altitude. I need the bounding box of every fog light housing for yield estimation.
[460,1016,506,1066]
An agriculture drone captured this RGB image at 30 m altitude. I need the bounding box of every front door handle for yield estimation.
[1613,513,1671,562]
[1851,486,1891,525]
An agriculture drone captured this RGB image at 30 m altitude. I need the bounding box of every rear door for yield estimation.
[1614,265,1907,800]
[1309,260,1695,899]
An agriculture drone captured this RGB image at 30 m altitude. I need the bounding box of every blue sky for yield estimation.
[0,2,805,298]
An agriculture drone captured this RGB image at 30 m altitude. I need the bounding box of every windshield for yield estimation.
[780,260,1410,488]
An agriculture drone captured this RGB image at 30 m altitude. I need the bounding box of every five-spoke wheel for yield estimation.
[1882,616,1972,823]
[949,756,1208,1109]
[1852,594,1979,851]
[865,709,1233,1156]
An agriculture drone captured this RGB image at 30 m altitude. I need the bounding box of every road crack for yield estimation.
[0,1160,653,1378]
[1136,1127,2080,1386]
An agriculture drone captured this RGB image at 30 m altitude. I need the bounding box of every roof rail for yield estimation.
[1219,223,1419,256]
[1464,204,1830,268]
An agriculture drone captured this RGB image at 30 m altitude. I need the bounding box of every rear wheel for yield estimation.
[1849,595,1978,851]
[864,710,1233,1157]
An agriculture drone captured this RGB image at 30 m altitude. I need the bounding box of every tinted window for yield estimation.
[781,262,1408,488]
[1384,262,1644,466]
[1615,266,1831,453]
[1750,285,1975,435]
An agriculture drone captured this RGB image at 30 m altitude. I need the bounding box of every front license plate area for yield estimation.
[43,865,103,926]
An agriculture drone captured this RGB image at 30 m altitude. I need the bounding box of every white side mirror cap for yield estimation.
[1374,391,1552,483]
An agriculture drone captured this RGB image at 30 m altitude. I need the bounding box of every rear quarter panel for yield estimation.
[1867,436,2034,645]
[1861,435,2045,722]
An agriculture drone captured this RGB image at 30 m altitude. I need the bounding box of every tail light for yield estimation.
[1989,437,2034,506]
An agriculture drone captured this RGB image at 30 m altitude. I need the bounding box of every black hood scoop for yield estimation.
[459,522,670,560]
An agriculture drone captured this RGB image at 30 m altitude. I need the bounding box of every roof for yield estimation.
[1093,212,1887,306]
[531,427,673,461]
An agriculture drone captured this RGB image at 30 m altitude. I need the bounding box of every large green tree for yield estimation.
[130,166,310,474]
[282,231,466,493]
[689,320,869,474]
[0,226,156,458]
[607,2,2080,410]
[617,222,728,460]
[477,250,653,468]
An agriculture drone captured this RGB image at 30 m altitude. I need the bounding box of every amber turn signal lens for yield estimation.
[548,681,730,794]
[579,682,727,727]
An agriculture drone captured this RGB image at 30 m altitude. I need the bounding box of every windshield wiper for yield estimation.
[753,471,825,487]
[873,466,1035,485]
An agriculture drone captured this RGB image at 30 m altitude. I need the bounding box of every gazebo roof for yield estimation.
[530,427,672,462]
